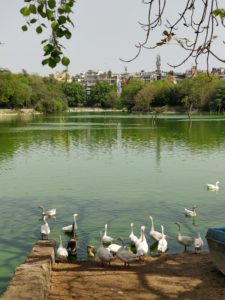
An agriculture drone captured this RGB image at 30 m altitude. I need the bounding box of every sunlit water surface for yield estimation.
[0,112,225,293]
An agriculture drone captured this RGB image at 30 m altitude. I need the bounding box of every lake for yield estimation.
[0,112,225,293]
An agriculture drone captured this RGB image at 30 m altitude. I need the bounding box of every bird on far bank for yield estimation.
[40,215,50,240]
[184,205,197,217]
[175,221,194,252]
[207,181,219,191]
[194,232,204,253]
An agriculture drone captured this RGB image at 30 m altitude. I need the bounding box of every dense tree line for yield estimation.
[0,69,224,115]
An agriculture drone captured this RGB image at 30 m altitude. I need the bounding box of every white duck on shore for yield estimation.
[136,226,149,256]
[175,221,194,252]
[149,215,162,242]
[184,205,197,217]
[57,235,68,261]
[40,216,50,239]
[157,225,168,253]
[102,224,114,244]
[194,232,204,253]
[129,223,138,246]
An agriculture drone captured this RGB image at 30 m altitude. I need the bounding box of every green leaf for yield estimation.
[64,4,72,13]
[62,56,70,66]
[43,44,54,54]
[64,30,72,39]
[36,26,43,34]
[51,21,59,30]
[42,58,49,66]
[46,9,54,20]
[48,0,56,9]
[30,18,37,24]
[21,25,28,31]
[20,7,30,17]
[48,58,57,68]
[58,16,67,25]
[58,8,65,14]
[29,4,37,14]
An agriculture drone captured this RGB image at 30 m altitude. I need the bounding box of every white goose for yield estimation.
[194,232,204,253]
[116,237,139,267]
[96,233,114,266]
[107,243,122,256]
[207,181,219,191]
[40,216,50,239]
[136,226,149,256]
[62,213,78,233]
[184,205,197,217]
[175,221,194,252]
[102,224,114,244]
[157,225,168,253]
[57,235,68,261]
[129,223,138,246]
[149,215,162,241]
[39,206,56,217]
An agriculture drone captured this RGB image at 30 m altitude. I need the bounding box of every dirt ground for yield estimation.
[48,253,225,300]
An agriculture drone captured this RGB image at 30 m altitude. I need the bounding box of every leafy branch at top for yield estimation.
[20,0,75,68]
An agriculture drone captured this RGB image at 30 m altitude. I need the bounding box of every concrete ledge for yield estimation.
[0,240,55,300]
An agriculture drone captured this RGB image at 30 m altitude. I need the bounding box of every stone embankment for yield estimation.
[0,240,55,300]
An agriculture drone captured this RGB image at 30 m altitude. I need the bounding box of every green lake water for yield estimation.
[0,112,225,293]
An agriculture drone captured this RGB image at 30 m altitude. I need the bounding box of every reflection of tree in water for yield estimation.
[1,115,225,166]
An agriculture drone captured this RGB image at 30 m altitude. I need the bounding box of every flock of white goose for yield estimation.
[39,181,219,267]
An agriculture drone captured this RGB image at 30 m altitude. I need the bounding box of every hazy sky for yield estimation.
[0,1,224,76]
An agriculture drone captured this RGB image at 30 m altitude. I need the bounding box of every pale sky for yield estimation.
[0,0,224,76]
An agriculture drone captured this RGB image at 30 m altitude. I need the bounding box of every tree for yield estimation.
[121,79,144,112]
[133,83,158,112]
[87,82,115,108]
[122,1,225,71]
[209,80,225,113]
[63,82,86,107]
[179,73,217,119]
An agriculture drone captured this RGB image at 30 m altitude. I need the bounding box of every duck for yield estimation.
[62,213,78,233]
[40,215,50,239]
[184,205,197,217]
[39,206,56,217]
[107,243,122,256]
[157,225,168,253]
[66,230,77,258]
[207,181,219,191]
[87,245,96,258]
[149,215,162,242]
[194,232,204,253]
[96,233,114,266]
[129,223,138,246]
[102,224,114,244]
[116,237,139,267]
[175,221,194,252]
[136,226,149,256]
[57,235,68,261]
